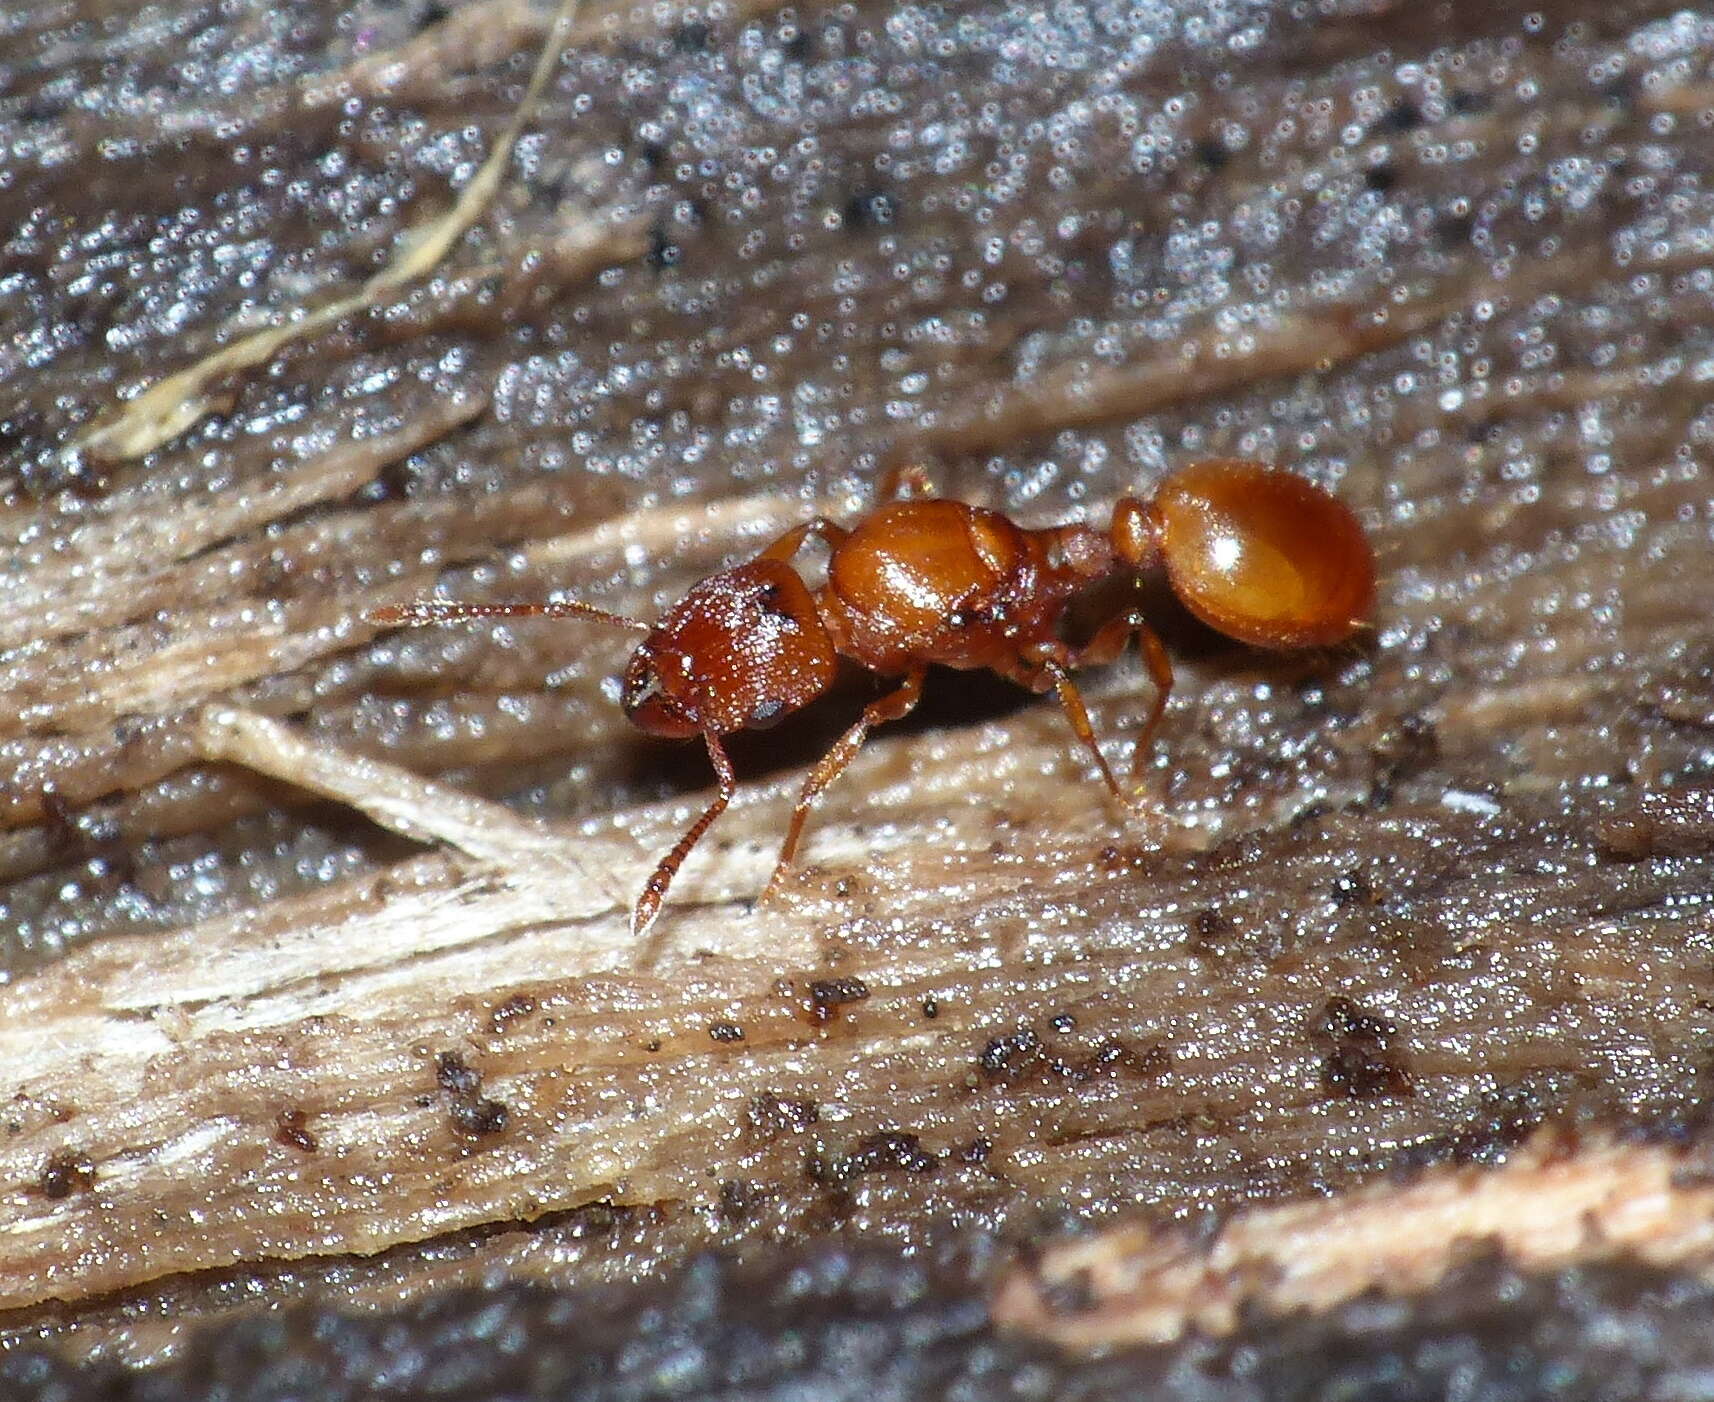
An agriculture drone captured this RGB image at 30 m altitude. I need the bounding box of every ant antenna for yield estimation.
[367,600,650,633]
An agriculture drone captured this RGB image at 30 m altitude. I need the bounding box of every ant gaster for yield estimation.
[370,460,1374,936]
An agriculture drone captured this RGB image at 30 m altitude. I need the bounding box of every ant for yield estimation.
[370,459,1374,936]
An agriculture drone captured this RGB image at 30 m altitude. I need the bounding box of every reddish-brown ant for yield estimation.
[370,460,1374,935]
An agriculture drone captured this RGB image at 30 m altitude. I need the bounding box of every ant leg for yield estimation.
[1130,626,1174,780]
[1006,645,1126,805]
[761,667,927,902]
[879,462,937,500]
[759,517,849,563]
[1068,610,1175,779]
[632,729,737,940]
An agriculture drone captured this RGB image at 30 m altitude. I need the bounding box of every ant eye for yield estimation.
[752,580,801,632]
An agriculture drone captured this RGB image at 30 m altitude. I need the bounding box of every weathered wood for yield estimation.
[1,0,1712,1371]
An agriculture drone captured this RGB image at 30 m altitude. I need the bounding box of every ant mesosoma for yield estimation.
[370,459,1374,936]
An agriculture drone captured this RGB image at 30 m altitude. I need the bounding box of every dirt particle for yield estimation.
[810,1130,940,1186]
[435,1050,510,1139]
[745,1092,820,1142]
[979,1025,1167,1087]
[1189,907,1232,955]
[435,1050,481,1096]
[1312,996,1412,1100]
[1363,163,1398,193]
[1097,843,1140,872]
[844,189,898,229]
[1322,1044,1413,1100]
[1379,97,1423,132]
[709,1022,746,1043]
[807,976,870,1026]
[1332,866,1376,907]
[978,1028,1042,1081]
[1194,137,1229,170]
[959,1136,992,1165]
[38,1150,94,1200]
[274,1108,319,1154]
[1367,712,1439,806]
[450,1097,510,1138]
[489,993,538,1034]
[646,227,683,270]
[1436,210,1475,245]
[718,1179,755,1221]
[673,17,711,51]
[1314,995,1397,1048]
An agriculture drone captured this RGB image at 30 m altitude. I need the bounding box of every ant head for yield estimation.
[622,558,838,738]
[1151,459,1375,649]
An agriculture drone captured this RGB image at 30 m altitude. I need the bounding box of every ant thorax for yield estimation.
[816,500,1103,674]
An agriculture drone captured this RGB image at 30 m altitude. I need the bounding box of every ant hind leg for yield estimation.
[1007,644,1126,806]
[760,667,927,905]
[1071,610,1174,782]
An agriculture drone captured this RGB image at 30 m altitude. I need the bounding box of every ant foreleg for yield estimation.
[878,462,938,501]
[759,517,849,563]
[632,729,737,940]
[760,666,926,904]
[1070,610,1174,780]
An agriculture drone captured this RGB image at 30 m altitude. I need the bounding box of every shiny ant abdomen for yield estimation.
[372,458,1375,936]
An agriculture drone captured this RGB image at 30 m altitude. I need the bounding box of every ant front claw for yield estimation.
[1114,797,1200,856]
[1117,782,1155,819]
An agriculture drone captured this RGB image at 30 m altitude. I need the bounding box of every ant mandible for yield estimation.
[370,459,1374,936]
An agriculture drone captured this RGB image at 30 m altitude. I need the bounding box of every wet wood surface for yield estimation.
[1,0,1711,1368]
